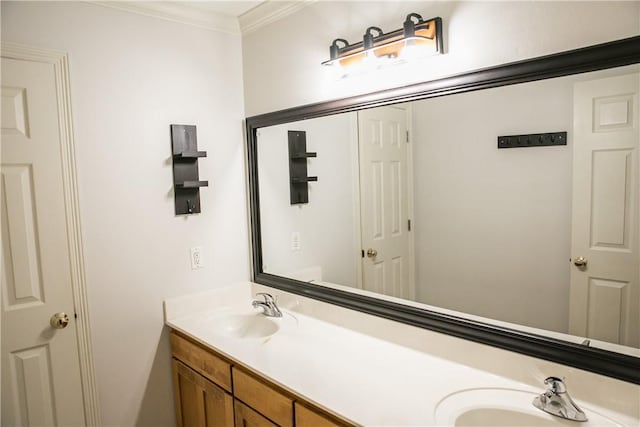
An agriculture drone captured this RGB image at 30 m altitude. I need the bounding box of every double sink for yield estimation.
[172,296,634,427]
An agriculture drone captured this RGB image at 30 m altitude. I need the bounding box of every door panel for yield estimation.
[2,164,43,307]
[390,161,401,236]
[590,149,632,248]
[371,161,384,239]
[586,278,630,343]
[8,345,56,426]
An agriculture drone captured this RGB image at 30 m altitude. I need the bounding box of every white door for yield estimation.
[569,72,640,347]
[358,106,414,299]
[1,54,87,424]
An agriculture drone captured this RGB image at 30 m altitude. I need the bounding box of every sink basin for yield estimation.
[434,388,626,427]
[210,313,280,339]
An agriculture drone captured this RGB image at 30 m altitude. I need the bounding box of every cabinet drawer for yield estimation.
[234,399,278,427]
[294,403,346,427]
[171,332,232,392]
[232,367,293,427]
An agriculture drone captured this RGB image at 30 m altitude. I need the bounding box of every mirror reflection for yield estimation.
[257,64,639,350]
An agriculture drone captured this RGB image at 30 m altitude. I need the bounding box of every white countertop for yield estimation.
[164,283,638,426]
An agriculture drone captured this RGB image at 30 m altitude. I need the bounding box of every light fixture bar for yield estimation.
[322,15,443,69]
[321,36,436,67]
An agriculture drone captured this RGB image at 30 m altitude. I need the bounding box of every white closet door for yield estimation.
[569,72,640,347]
[2,55,86,425]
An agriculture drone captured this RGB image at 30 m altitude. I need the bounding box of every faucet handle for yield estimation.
[255,292,276,303]
[544,376,567,393]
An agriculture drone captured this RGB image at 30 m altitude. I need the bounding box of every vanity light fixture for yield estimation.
[322,13,443,74]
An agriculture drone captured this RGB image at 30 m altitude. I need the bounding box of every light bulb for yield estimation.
[329,61,347,80]
[399,40,426,63]
[358,51,380,73]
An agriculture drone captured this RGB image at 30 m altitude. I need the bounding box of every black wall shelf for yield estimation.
[288,130,317,205]
[171,124,208,215]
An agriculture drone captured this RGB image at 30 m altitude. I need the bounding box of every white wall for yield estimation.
[1,2,249,426]
[257,114,358,286]
[411,65,639,333]
[411,75,576,332]
[242,1,639,116]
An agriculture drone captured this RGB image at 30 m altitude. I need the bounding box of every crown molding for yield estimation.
[239,0,317,35]
[89,1,241,34]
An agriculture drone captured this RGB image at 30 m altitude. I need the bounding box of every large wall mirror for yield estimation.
[246,36,640,384]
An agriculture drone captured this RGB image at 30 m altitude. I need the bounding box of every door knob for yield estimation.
[366,248,378,258]
[50,312,70,329]
[573,256,588,267]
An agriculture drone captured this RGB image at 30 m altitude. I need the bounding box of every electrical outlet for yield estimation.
[291,232,301,252]
[190,246,203,270]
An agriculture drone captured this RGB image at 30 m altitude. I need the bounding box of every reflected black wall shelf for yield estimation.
[174,151,207,159]
[175,181,209,189]
[290,153,317,159]
[171,124,208,215]
[498,131,567,149]
[288,130,317,204]
[291,177,318,183]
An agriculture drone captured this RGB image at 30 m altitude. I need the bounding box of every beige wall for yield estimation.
[242,1,640,116]
[411,74,575,332]
[410,65,639,333]
[1,2,248,426]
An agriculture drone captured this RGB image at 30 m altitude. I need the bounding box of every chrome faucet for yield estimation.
[252,293,282,317]
[533,377,587,422]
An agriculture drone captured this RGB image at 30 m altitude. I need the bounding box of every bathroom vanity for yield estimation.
[164,283,639,427]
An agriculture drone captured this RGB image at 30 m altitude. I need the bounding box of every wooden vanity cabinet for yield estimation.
[294,403,343,427]
[172,359,234,427]
[234,399,278,427]
[232,367,294,427]
[170,332,232,392]
[170,331,352,427]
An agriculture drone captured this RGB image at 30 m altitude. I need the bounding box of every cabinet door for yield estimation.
[295,403,345,427]
[234,399,278,427]
[172,359,234,427]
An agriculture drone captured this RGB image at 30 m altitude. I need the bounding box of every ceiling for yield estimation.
[92,0,311,35]
[179,1,264,18]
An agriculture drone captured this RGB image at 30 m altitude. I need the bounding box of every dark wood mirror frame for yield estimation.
[246,36,640,384]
